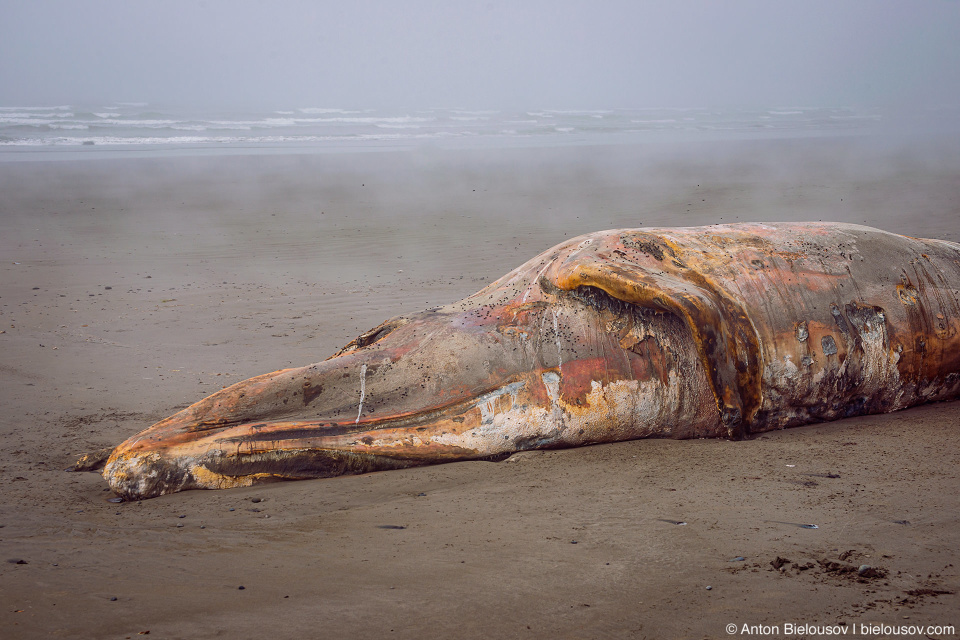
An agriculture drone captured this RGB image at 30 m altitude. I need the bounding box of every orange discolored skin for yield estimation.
[104,223,960,499]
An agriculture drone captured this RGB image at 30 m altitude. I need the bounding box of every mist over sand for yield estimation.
[1,133,959,637]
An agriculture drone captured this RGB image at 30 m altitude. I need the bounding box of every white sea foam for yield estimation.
[208,118,287,128]
[207,123,251,130]
[317,116,434,124]
[829,114,882,120]
[0,105,903,149]
[204,115,434,127]
[260,117,297,126]
[297,107,362,114]
[0,105,71,111]
[0,116,40,124]
[87,118,180,127]
[0,112,73,121]
[543,109,613,115]
[0,135,258,146]
[0,131,445,146]
[0,116,61,126]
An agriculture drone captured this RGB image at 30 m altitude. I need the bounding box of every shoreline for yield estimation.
[3,125,959,163]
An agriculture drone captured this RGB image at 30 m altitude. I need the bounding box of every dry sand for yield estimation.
[1,136,959,639]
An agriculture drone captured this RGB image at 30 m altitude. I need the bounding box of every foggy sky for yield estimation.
[2,0,959,110]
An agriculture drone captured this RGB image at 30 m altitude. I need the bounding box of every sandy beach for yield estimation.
[1,135,959,639]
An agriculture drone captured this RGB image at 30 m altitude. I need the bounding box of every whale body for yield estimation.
[104,222,960,499]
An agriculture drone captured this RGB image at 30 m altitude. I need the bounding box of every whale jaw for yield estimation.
[103,443,425,500]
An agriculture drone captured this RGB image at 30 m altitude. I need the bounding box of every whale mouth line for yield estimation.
[197,447,427,481]
[105,377,538,499]
[216,378,532,444]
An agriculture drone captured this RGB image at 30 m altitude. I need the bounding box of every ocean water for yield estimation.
[0,103,953,156]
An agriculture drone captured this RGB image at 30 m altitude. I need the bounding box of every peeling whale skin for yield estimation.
[104,222,960,499]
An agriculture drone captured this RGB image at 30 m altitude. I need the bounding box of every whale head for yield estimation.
[103,226,783,499]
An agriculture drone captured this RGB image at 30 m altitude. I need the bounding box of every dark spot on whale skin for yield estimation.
[897,284,919,305]
[302,380,324,405]
[821,335,838,356]
[620,235,666,261]
[830,304,850,334]
[514,434,562,451]
[844,301,886,336]
[843,397,868,417]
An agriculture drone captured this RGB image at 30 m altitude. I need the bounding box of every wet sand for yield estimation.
[1,136,959,638]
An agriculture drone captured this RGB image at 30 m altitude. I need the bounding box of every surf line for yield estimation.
[356,363,368,424]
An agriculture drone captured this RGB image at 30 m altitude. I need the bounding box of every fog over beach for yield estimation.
[2,2,960,639]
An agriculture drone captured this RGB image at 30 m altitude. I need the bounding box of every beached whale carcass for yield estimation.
[103,222,960,499]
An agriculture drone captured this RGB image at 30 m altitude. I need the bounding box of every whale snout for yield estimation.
[104,427,426,500]
[104,449,207,500]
